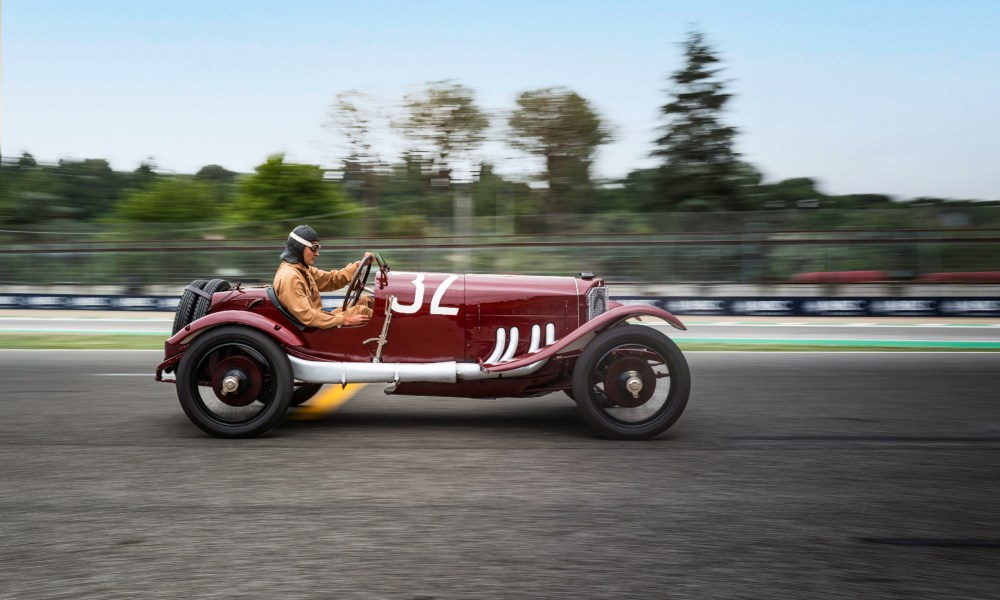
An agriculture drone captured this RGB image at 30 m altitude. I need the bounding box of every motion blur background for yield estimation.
[2,1,998,295]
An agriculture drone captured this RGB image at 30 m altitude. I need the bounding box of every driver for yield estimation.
[272,225,373,328]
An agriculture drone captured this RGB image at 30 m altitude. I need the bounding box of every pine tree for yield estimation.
[653,31,743,211]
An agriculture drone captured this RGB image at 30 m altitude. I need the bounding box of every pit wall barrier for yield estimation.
[2,293,1000,318]
[616,297,1000,318]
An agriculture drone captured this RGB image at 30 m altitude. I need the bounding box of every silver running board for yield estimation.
[289,355,548,386]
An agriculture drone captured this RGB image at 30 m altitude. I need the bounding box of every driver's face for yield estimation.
[303,242,319,267]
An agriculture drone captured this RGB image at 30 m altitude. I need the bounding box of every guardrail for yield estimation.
[4,221,1000,287]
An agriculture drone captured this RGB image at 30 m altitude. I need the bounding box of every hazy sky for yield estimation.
[4,0,999,199]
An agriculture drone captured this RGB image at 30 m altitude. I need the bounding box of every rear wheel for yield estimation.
[572,326,690,440]
[176,326,292,438]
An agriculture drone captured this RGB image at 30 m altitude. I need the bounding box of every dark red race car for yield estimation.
[155,253,691,440]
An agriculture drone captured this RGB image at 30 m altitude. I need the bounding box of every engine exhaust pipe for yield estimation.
[288,356,547,386]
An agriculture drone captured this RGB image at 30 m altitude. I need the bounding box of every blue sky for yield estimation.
[4,0,999,199]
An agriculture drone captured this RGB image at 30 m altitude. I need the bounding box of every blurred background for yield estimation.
[2,2,999,297]
[3,150,998,296]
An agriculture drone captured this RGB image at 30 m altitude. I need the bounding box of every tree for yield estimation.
[48,158,128,220]
[326,90,383,181]
[17,152,38,169]
[113,177,216,224]
[105,177,221,288]
[132,159,159,189]
[195,164,239,182]
[397,81,489,187]
[653,31,743,211]
[229,154,357,234]
[614,168,660,213]
[326,90,386,231]
[195,164,240,206]
[826,193,894,210]
[472,162,534,230]
[756,177,824,209]
[508,87,611,215]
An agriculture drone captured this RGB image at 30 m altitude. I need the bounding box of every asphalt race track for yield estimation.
[1,350,998,599]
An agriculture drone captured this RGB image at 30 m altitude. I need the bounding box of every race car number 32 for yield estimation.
[391,274,459,316]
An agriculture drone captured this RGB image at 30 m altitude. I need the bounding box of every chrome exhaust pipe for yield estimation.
[288,355,547,386]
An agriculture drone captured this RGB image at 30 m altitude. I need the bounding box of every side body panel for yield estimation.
[463,274,582,365]
[373,272,467,363]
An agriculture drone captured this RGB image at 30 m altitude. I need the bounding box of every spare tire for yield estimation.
[171,279,208,335]
[190,278,232,323]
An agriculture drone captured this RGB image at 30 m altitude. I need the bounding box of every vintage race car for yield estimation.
[155,253,691,440]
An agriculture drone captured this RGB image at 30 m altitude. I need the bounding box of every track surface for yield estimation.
[1,350,998,599]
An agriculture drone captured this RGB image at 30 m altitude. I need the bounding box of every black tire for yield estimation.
[572,326,690,440]
[176,326,293,438]
[190,278,231,323]
[171,279,208,335]
[290,383,324,407]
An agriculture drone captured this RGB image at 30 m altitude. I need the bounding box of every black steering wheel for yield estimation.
[341,253,374,312]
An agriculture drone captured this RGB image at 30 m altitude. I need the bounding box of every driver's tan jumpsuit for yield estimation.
[273,261,373,329]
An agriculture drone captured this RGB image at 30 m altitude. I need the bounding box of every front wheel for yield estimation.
[176,326,293,438]
[572,326,690,440]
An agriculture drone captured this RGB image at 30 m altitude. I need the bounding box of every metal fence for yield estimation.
[3,207,1000,291]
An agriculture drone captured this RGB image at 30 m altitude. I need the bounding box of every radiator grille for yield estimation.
[587,287,609,321]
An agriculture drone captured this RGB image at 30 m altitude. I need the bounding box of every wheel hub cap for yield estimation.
[211,355,263,407]
[604,357,655,408]
[221,373,243,395]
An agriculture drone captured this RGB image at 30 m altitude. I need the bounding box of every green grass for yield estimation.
[0,334,164,350]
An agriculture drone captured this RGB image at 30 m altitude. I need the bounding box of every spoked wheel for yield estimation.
[572,326,690,440]
[176,326,293,438]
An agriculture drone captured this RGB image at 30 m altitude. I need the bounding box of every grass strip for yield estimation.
[0,334,164,350]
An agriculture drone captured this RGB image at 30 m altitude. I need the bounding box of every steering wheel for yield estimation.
[341,253,374,312]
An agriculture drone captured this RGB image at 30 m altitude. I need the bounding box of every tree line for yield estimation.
[2,31,995,239]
